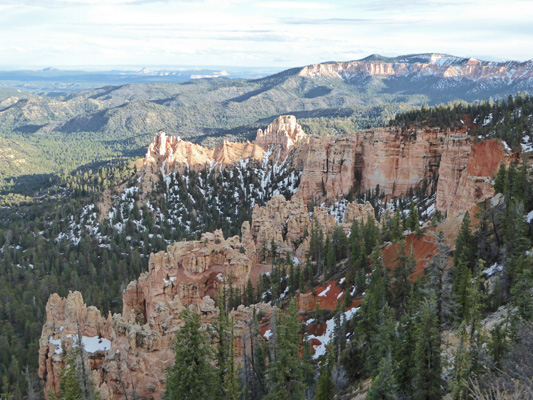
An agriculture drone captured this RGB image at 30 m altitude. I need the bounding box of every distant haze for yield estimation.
[0,0,532,68]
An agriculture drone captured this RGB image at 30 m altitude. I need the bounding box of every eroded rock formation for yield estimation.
[295,127,444,204]
[143,115,308,176]
[243,195,376,263]
[39,230,274,400]
[255,115,308,157]
[436,139,507,216]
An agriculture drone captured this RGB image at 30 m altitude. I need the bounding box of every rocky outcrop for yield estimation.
[243,195,376,263]
[255,115,308,156]
[299,54,533,82]
[39,230,274,400]
[294,128,508,217]
[143,115,308,176]
[436,139,508,216]
[295,127,444,204]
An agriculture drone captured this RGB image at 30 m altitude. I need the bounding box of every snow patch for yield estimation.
[483,263,503,277]
[49,337,63,354]
[307,307,359,359]
[318,285,331,297]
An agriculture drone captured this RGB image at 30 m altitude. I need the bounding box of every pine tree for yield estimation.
[494,163,506,194]
[57,352,83,400]
[301,341,315,399]
[324,237,335,279]
[464,263,486,376]
[367,354,400,400]
[395,309,416,395]
[245,278,255,306]
[266,301,305,400]
[368,305,397,376]
[424,231,454,327]
[164,309,216,400]
[408,201,419,233]
[510,253,533,320]
[391,208,403,242]
[350,219,362,266]
[332,225,348,262]
[315,346,335,400]
[363,217,379,256]
[391,242,415,316]
[453,212,475,273]
[412,294,443,400]
[449,323,471,400]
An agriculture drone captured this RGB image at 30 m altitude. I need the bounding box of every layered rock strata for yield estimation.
[436,139,507,216]
[298,54,533,82]
[295,127,444,204]
[295,128,507,217]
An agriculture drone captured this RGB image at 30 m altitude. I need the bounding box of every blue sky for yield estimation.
[0,0,532,68]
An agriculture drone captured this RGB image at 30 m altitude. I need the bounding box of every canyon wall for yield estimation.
[436,138,507,216]
[141,114,507,218]
[295,127,444,204]
[295,128,507,217]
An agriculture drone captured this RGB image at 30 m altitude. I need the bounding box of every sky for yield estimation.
[0,0,532,69]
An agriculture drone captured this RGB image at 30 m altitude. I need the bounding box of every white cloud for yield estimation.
[256,1,334,9]
[0,0,531,67]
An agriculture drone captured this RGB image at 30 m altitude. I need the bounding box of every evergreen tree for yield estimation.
[453,212,475,272]
[57,352,83,400]
[449,323,471,400]
[408,201,419,233]
[391,208,403,242]
[424,231,454,327]
[164,309,216,400]
[367,354,399,400]
[324,236,335,279]
[266,301,305,400]
[331,225,348,262]
[315,346,335,400]
[493,163,506,194]
[391,242,415,316]
[412,294,443,400]
[245,278,255,306]
[301,341,315,400]
[510,253,533,320]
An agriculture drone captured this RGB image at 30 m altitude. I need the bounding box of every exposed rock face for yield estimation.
[144,131,215,174]
[243,195,376,263]
[344,202,375,225]
[295,127,444,204]
[299,54,533,82]
[143,115,308,176]
[436,139,507,216]
[39,230,274,400]
[294,128,507,217]
[255,115,308,156]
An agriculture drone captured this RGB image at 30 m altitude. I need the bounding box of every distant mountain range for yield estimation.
[0,66,281,95]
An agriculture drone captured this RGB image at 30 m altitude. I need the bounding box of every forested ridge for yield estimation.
[389,93,533,151]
